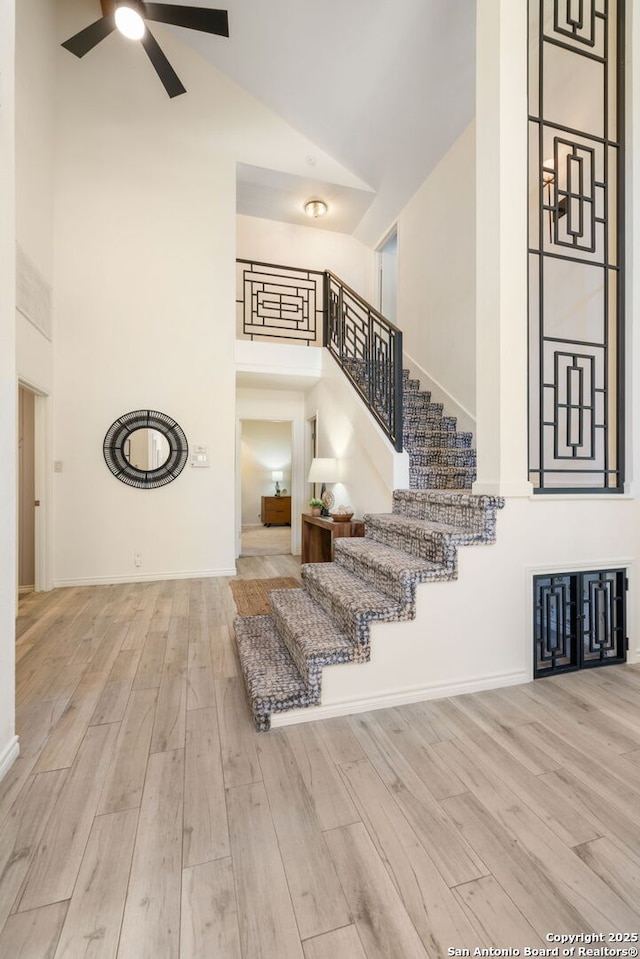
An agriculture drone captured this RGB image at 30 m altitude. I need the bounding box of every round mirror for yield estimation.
[103,410,188,489]
[124,429,171,470]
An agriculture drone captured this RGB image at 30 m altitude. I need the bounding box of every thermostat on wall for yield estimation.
[191,445,210,468]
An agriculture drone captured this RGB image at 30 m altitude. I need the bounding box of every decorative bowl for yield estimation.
[330,512,354,523]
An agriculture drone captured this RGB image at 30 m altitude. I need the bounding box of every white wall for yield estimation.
[52,0,364,585]
[305,353,409,519]
[15,0,55,297]
[241,420,292,525]
[396,122,476,421]
[237,214,376,304]
[15,0,57,594]
[0,0,18,779]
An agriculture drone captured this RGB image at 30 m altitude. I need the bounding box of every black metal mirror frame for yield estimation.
[103,409,189,489]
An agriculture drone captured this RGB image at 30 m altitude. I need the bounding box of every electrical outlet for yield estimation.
[134,553,142,567]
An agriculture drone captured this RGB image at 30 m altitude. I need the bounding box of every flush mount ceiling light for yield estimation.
[61,0,229,98]
[304,199,328,219]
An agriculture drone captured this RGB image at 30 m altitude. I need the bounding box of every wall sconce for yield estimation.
[542,157,566,242]
[304,199,328,219]
[271,470,284,496]
[307,457,339,514]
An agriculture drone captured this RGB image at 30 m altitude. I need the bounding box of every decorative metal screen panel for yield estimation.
[325,271,403,451]
[534,568,627,677]
[236,259,324,345]
[528,0,624,492]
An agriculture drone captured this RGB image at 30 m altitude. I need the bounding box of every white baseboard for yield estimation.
[271,668,529,728]
[0,736,20,782]
[53,567,237,587]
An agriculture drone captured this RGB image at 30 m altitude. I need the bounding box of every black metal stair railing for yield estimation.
[236,258,324,346]
[236,259,403,452]
[324,270,403,452]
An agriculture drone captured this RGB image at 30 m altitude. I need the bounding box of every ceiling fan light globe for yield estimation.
[115,6,146,40]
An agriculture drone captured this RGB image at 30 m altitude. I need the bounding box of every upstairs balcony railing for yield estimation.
[237,258,403,452]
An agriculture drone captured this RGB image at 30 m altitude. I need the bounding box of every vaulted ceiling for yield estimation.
[67,0,477,245]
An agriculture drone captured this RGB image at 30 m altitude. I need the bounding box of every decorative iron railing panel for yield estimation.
[528,0,624,492]
[325,271,403,452]
[533,567,627,677]
[236,259,324,346]
[236,259,403,453]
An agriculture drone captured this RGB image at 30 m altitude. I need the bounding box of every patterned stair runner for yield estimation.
[234,369,504,730]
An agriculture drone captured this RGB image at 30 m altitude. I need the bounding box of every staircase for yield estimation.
[234,370,504,731]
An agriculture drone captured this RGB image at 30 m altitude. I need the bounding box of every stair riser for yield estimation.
[410,450,477,468]
[270,601,321,692]
[404,416,457,436]
[393,490,501,540]
[334,544,452,604]
[403,389,431,402]
[410,470,475,490]
[404,397,439,413]
[406,430,472,448]
[235,616,318,731]
[269,590,355,690]
[301,567,404,649]
[404,410,445,426]
[363,518,457,568]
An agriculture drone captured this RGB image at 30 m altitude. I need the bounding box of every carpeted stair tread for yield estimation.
[404,389,431,402]
[269,588,354,665]
[405,429,473,448]
[334,537,451,604]
[405,416,457,435]
[364,511,488,544]
[394,489,505,511]
[301,562,404,647]
[404,408,445,424]
[404,395,440,412]
[392,489,505,540]
[234,615,314,731]
[410,465,476,489]
[409,448,477,468]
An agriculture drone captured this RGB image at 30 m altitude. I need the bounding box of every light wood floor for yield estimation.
[240,525,293,556]
[2,557,640,958]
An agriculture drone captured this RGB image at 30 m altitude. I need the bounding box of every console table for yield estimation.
[261,496,291,526]
[301,513,365,564]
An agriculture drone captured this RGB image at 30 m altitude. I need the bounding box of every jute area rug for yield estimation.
[230,577,300,617]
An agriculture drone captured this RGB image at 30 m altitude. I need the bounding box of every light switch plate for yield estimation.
[191,445,210,468]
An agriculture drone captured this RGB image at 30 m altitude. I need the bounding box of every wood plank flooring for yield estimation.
[2,555,640,958]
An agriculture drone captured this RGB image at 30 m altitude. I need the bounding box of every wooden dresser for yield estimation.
[261,496,291,526]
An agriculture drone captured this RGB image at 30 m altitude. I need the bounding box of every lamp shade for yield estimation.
[271,471,284,482]
[307,457,339,483]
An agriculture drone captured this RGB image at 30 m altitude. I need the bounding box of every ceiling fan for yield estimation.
[61,0,229,98]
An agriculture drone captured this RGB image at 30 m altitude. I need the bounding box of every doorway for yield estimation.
[18,386,36,593]
[377,227,398,323]
[240,419,293,556]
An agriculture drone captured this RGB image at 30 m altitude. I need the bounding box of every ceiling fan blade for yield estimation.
[141,26,187,97]
[143,4,229,37]
[61,14,116,57]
